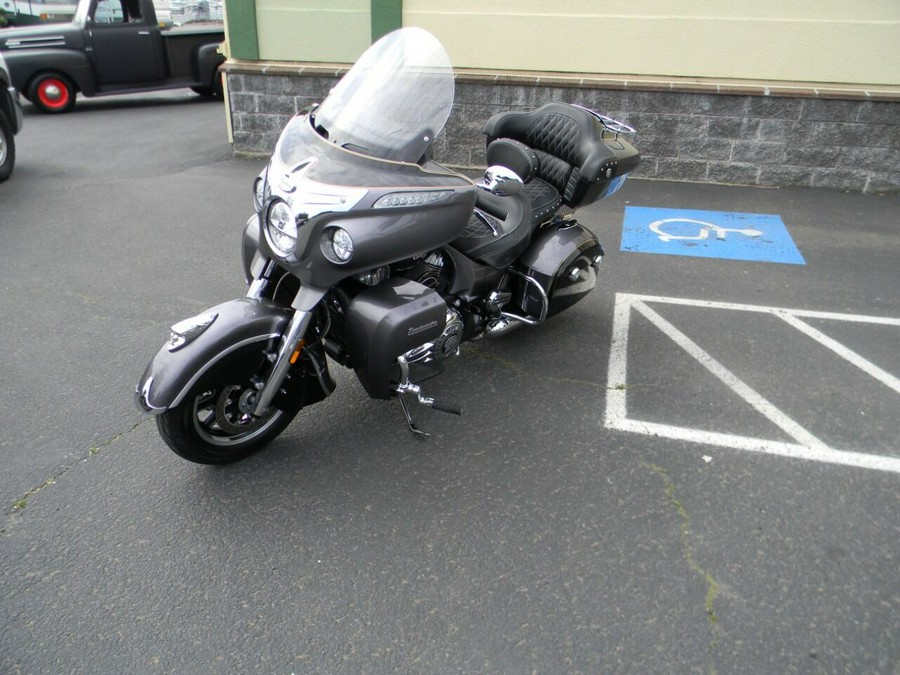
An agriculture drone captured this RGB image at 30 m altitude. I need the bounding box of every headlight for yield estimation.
[252,175,266,212]
[329,228,353,262]
[266,199,298,257]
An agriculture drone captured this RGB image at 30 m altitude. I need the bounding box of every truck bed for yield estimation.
[162,25,224,82]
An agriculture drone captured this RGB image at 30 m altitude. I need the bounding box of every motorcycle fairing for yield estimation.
[255,120,478,290]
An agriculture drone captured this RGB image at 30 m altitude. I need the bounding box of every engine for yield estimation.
[396,250,451,293]
[402,308,463,365]
[390,250,463,363]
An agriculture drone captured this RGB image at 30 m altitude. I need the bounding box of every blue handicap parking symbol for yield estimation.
[621,206,805,265]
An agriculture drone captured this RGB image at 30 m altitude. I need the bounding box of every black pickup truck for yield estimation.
[0,0,224,112]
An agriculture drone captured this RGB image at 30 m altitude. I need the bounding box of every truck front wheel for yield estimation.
[0,109,15,182]
[29,74,76,114]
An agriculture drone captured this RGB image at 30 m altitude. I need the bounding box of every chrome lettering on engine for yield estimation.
[407,320,440,337]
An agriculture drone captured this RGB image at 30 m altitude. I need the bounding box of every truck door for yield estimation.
[86,0,166,86]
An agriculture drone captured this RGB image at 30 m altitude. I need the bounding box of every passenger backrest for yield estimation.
[483,102,640,209]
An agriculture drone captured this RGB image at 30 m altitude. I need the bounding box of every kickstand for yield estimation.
[398,396,430,438]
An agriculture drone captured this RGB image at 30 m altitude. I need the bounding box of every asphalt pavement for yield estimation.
[1,90,898,674]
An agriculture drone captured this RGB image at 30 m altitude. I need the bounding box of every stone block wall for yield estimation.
[224,62,900,194]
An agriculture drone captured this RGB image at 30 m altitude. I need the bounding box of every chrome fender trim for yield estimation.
[134,298,291,414]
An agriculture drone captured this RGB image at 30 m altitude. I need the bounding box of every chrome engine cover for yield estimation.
[434,308,463,358]
[402,309,463,364]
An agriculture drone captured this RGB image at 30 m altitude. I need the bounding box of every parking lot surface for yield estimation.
[1,91,898,674]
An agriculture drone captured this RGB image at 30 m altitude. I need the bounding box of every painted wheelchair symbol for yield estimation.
[649,218,763,242]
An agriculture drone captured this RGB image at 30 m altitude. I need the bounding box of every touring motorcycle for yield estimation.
[135,27,640,463]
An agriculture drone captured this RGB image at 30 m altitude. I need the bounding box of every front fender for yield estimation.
[4,49,96,96]
[135,297,291,414]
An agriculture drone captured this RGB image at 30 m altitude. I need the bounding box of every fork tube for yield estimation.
[252,309,313,416]
[247,259,276,299]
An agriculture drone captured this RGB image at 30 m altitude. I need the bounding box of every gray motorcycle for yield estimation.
[135,27,640,464]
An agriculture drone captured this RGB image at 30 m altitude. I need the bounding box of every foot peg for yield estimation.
[395,356,461,437]
[396,386,462,437]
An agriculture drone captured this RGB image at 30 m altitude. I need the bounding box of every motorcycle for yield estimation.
[135,27,640,464]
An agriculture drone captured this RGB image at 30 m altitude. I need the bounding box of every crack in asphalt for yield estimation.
[643,460,722,667]
[466,345,603,388]
[4,419,152,518]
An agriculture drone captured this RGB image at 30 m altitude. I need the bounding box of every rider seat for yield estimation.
[451,184,534,269]
[482,137,562,229]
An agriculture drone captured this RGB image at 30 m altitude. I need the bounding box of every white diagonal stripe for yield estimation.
[631,300,831,451]
[775,311,900,395]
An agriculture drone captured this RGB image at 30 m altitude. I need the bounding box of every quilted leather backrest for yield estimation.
[483,103,600,203]
[523,113,583,166]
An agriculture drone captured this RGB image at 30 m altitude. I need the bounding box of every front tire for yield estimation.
[0,109,14,182]
[28,73,76,114]
[156,344,299,464]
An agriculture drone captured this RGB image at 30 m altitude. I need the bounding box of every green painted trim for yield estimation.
[225,0,259,60]
[371,0,402,42]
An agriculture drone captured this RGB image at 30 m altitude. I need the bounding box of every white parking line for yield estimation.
[605,293,900,474]
[775,312,900,394]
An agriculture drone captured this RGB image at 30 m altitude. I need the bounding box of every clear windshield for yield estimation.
[309,27,454,164]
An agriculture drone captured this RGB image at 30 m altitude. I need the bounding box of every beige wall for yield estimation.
[404,0,900,86]
[255,0,370,62]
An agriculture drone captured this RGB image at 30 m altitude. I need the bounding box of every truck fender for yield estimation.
[194,42,225,88]
[135,297,291,414]
[4,49,97,96]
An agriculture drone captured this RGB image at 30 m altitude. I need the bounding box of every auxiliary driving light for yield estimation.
[330,228,353,262]
[253,175,266,212]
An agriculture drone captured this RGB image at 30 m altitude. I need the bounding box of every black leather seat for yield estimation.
[452,186,534,269]
[483,102,627,215]
[454,102,634,269]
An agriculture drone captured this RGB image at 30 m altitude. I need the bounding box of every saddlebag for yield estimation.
[344,278,447,399]
[513,221,604,319]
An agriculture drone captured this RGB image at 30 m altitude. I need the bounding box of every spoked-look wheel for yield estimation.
[156,344,299,464]
[28,73,76,114]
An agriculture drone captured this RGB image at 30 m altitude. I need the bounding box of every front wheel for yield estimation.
[156,344,299,464]
[28,73,76,113]
[0,109,14,182]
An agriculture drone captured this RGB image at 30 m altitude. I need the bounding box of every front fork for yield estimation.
[247,258,323,416]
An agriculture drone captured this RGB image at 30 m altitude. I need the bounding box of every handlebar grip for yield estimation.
[431,400,461,416]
